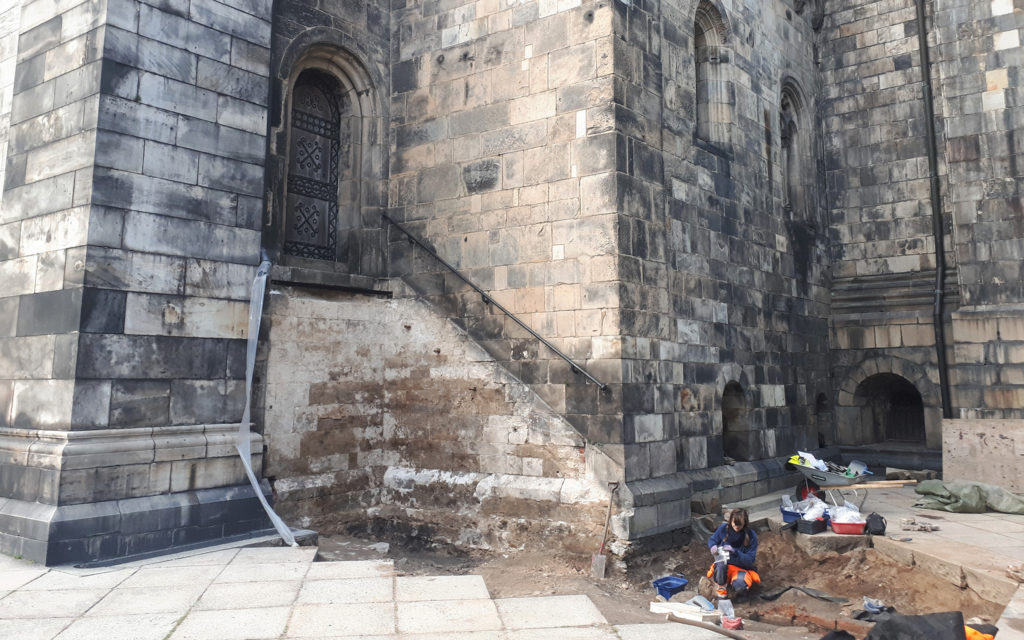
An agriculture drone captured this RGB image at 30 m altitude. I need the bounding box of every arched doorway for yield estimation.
[722,382,749,460]
[854,374,925,443]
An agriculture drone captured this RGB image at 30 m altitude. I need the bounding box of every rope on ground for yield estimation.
[666,613,750,640]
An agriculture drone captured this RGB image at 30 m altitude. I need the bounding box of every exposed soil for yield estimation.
[317,524,1005,639]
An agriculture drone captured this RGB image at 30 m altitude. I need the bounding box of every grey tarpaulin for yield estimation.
[914,479,1024,514]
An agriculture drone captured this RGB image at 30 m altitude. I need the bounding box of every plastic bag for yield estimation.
[798,450,828,471]
[802,500,827,521]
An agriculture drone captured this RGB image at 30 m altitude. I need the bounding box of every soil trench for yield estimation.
[317,527,1005,639]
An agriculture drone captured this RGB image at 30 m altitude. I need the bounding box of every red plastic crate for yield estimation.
[830,521,866,535]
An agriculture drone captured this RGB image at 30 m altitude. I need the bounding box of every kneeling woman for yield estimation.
[706,508,761,600]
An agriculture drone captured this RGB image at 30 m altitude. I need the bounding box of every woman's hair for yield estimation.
[728,508,751,547]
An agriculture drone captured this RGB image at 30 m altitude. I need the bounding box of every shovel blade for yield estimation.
[590,552,607,579]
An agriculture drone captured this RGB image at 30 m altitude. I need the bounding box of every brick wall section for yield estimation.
[934,0,1024,308]
[822,0,948,280]
[386,0,625,461]
[933,0,1024,419]
[0,0,270,503]
[75,0,270,440]
[0,0,105,450]
[624,0,829,478]
[820,0,955,446]
[263,289,610,550]
[0,3,19,210]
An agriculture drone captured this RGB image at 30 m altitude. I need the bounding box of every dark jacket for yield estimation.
[708,522,758,570]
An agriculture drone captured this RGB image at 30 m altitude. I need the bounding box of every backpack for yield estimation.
[865,512,886,535]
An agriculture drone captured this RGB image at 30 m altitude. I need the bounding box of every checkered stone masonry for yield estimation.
[0,0,274,564]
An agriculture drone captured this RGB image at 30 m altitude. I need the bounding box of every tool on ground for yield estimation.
[666,613,750,640]
[590,481,619,579]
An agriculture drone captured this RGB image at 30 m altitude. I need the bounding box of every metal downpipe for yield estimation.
[914,0,953,419]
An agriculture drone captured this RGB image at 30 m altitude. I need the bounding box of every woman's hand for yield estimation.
[710,545,719,554]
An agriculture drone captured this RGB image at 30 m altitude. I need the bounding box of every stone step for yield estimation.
[836,444,942,472]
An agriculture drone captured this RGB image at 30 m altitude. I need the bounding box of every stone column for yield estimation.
[0,0,275,565]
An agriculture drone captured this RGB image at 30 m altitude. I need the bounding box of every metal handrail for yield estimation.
[382,213,606,389]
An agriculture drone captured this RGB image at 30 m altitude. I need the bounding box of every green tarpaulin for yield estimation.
[914,479,1024,514]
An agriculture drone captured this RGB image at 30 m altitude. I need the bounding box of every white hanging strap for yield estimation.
[236,259,296,547]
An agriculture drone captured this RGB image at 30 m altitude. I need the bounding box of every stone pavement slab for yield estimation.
[616,623,729,639]
[53,612,180,640]
[195,580,303,610]
[397,599,504,634]
[86,584,208,616]
[287,601,396,636]
[170,606,292,640]
[495,595,607,629]
[396,574,490,601]
[0,618,75,640]
[296,576,393,604]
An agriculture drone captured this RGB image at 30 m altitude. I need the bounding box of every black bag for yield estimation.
[865,512,886,535]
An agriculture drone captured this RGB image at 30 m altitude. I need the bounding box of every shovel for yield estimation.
[591,482,619,579]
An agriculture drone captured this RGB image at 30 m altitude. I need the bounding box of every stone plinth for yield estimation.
[943,419,1024,493]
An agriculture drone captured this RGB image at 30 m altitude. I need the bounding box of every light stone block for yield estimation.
[994,30,1020,50]
[991,0,1014,15]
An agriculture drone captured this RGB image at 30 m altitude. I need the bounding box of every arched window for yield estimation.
[694,1,732,150]
[780,81,808,219]
[284,70,344,260]
[274,46,380,274]
[721,381,749,461]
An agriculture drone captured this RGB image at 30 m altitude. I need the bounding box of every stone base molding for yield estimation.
[0,424,270,565]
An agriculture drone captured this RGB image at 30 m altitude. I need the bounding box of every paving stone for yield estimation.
[0,567,47,590]
[397,599,503,634]
[509,628,620,639]
[395,575,489,601]
[86,584,207,616]
[287,602,396,637]
[232,546,317,564]
[215,561,310,583]
[0,588,110,619]
[615,623,725,640]
[304,559,394,580]
[194,579,302,610]
[0,618,75,640]
[117,565,222,589]
[18,568,135,591]
[54,613,181,640]
[495,595,607,629]
[296,576,393,604]
[170,606,291,640]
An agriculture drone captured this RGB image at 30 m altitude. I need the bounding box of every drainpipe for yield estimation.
[913,0,953,419]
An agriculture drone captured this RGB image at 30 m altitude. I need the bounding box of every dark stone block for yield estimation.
[81,288,126,333]
[49,503,121,539]
[47,533,123,566]
[565,383,598,414]
[100,59,137,98]
[76,334,229,379]
[123,529,175,556]
[18,16,61,60]
[16,288,84,336]
[169,379,245,424]
[392,58,420,94]
[462,159,500,194]
[13,53,46,94]
[622,383,654,413]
